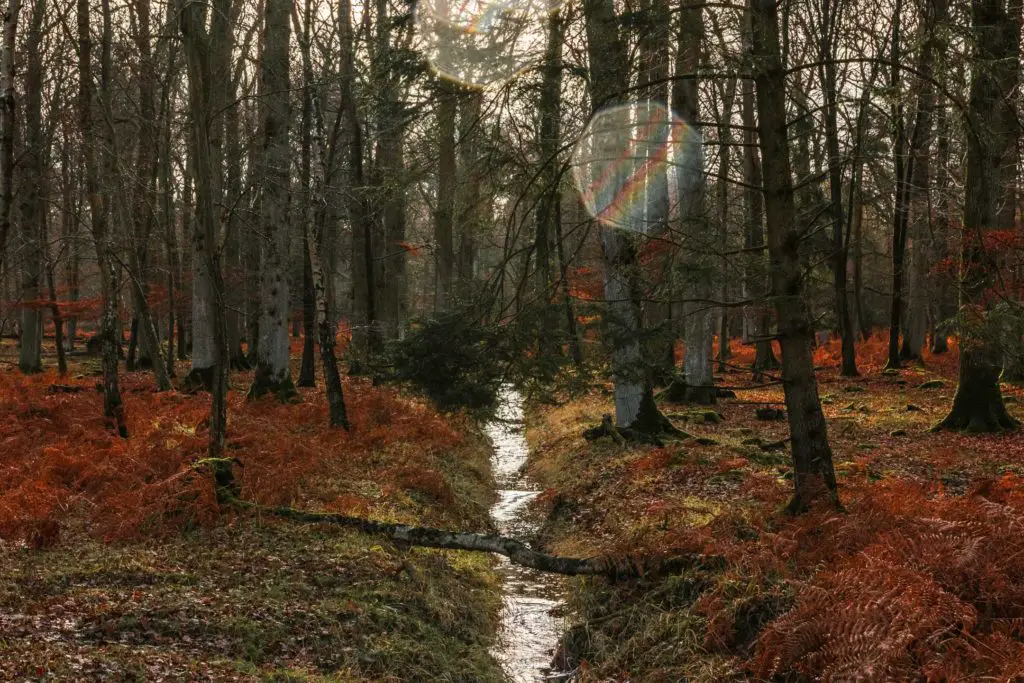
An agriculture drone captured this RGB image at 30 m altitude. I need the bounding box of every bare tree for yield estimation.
[750,0,838,511]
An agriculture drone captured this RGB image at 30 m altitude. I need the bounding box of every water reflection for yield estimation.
[485,387,569,682]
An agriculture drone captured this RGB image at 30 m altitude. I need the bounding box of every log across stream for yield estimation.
[485,387,571,682]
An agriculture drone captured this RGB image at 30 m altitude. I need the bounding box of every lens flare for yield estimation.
[571,102,702,235]
[415,0,554,89]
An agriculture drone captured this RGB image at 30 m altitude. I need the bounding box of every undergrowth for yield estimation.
[0,361,505,681]
[529,331,1024,682]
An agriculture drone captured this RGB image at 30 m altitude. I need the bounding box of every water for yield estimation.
[485,388,569,682]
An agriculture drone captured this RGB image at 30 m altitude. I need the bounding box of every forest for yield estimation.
[1,0,1024,679]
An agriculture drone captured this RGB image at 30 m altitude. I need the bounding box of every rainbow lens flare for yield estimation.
[571,102,702,235]
[414,0,554,89]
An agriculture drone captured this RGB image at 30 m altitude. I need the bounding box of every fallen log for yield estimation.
[199,459,722,579]
[236,498,722,578]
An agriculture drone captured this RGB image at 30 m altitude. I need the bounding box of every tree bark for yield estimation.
[297,0,316,388]
[534,7,565,359]
[583,0,649,427]
[930,101,952,354]
[902,0,945,363]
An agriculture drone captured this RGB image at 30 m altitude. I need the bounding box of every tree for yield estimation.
[740,13,778,377]
[676,0,715,405]
[0,0,18,278]
[936,0,1020,432]
[180,0,230,456]
[901,0,945,364]
[18,0,41,374]
[78,0,126,437]
[816,0,858,377]
[293,2,348,428]
[749,0,838,511]
[249,0,296,401]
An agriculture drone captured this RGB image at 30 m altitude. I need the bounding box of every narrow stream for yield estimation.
[485,387,570,682]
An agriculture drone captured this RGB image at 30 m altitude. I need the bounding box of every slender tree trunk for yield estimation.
[61,132,79,352]
[741,25,778,376]
[0,0,18,276]
[18,0,42,374]
[434,83,456,315]
[750,0,838,511]
[45,248,67,375]
[583,0,649,426]
[293,4,348,428]
[902,0,945,363]
[297,0,316,387]
[534,7,565,359]
[676,3,715,405]
[715,77,737,373]
[79,0,126,437]
[886,0,910,369]
[817,0,858,376]
[457,92,483,303]
[930,101,952,354]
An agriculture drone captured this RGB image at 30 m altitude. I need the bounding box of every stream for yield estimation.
[484,387,570,682]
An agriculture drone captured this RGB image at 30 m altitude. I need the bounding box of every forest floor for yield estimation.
[527,334,1024,681]
[0,344,507,682]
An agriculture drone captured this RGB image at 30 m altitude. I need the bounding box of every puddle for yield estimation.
[485,387,570,682]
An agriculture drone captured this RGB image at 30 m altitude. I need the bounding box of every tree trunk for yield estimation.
[434,83,456,315]
[715,77,737,374]
[930,101,952,354]
[0,0,18,275]
[296,0,316,388]
[676,3,715,405]
[293,4,348,428]
[456,92,483,303]
[180,0,230,457]
[740,25,778,377]
[750,0,838,511]
[886,0,909,369]
[249,0,296,402]
[582,0,647,426]
[534,7,565,359]
[79,0,126,437]
[817,0,858,377]
[937,0,1019,432]
[18,0,42,374]
[902,0,945,363]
